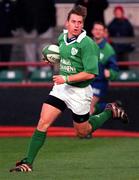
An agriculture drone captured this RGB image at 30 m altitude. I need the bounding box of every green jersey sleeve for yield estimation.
[58,33,64,45]
[81,37,99,75]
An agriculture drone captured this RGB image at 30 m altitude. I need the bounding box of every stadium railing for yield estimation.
[0,34,139,87]
[0,61,139,88]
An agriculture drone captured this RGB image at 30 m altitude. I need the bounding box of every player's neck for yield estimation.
[67,35,78,43]
[94,37,103,44]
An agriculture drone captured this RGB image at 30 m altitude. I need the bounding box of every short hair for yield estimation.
[67,5,87,22]
[92,21,106,29]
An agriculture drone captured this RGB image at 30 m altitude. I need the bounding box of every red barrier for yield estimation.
[110,82,139,87]
[0,61,50,67]
[0,81,138,88]
[118,61,139,66]
[1,126,139,137]
[0,82,53,88]
[0,61,138,67]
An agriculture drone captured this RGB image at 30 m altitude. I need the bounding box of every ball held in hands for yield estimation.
[42,44,60,63]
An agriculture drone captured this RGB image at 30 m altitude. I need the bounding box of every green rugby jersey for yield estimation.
[99,41,116,65]
[58,30,99,88]
[98,39,118,81]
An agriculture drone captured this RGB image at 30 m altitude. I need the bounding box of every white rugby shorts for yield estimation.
[49,83,93,115]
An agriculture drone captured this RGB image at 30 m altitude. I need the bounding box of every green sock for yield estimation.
[89,110,112,131]
[93,104,102,115]
[25,129,46,165]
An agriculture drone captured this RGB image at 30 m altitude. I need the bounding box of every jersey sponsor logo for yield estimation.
[61,58,71,65]
[60,58,77,73]
[60,64,76,73]
[71,47,78,56]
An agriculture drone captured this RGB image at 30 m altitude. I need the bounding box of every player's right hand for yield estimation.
[41,56,52,65]
[53,75,67,84]
[41,56,55,65]
[41,55,48,62]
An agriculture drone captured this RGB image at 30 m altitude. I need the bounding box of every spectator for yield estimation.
[0,0,17,69]
[108,5,135,70]
[35,0,56,60]
[14,0,37,72]
[75,0,109,36]
[90,22,119,115]
[15,0,56,73]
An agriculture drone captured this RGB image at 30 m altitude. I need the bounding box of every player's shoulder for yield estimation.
[81,35,94,43]
[58,32,64,43]
[105,41,115,53]
[81,35,98,48]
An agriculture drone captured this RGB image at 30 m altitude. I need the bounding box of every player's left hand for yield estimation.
[104,69,110,78]
[53,75,66,84]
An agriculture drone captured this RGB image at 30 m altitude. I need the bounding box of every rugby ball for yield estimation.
[42,44,60,63]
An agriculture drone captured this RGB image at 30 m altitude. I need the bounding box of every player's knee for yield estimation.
[37,117,50,132]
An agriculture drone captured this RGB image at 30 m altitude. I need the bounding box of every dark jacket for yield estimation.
[14,0,36,33]
[15,0,56,34]
[75,0,109,36]
[108,18,135,54]
[0,0,17,36]
[35,0,56,34]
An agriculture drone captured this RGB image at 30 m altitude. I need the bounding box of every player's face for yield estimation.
[66,14,84,38]
[91,24,105,40]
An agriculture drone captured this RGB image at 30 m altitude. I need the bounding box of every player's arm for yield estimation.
[53,72,96,84]
[68,72,96,82]
[105,54,119,81]
[105,68,118,80]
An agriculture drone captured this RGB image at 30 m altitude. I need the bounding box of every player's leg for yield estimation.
[89,102,129,131]
[10,95,67,172]
[9,103,61,172]
[96,100,123,114]
[94,102,107,114]
[25,103,62,165]
[74,102,129,138]
[73,113,92,138]
[80,100,107,139]
[90,95,100,114]
[90,84,107,115]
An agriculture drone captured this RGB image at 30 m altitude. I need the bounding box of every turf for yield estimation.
[0,137,139,180]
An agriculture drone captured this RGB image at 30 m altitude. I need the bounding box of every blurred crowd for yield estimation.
[0,0,136,71]
[0,0,56,72]
[75,0,135,70]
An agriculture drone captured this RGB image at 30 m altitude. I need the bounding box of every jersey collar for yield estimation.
[98,38,107,49]
[63,29,86,45]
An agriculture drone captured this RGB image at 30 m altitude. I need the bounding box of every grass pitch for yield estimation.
[0,137,139,180]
